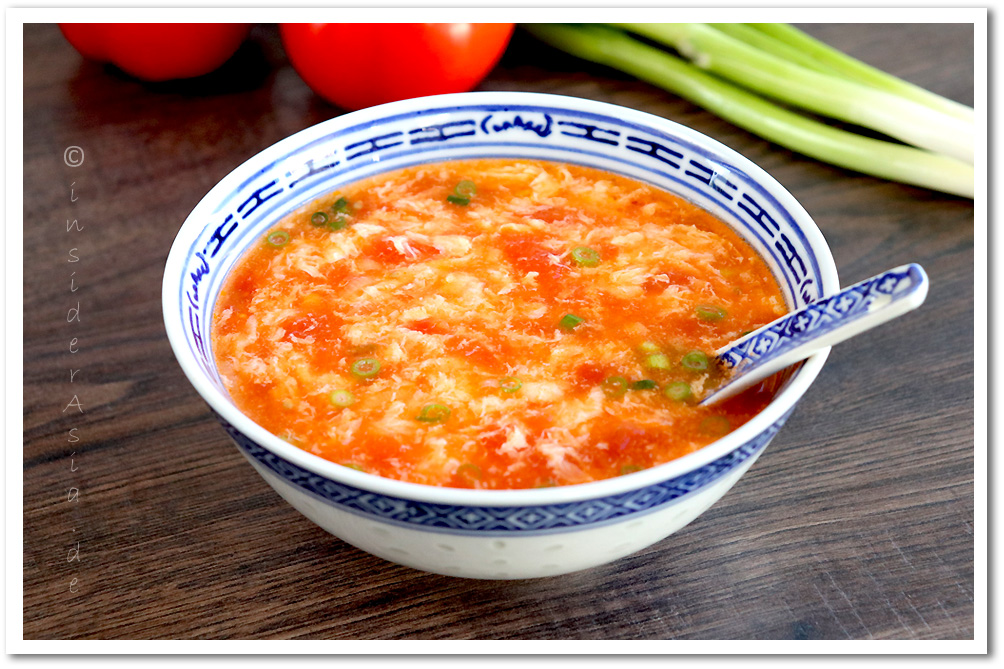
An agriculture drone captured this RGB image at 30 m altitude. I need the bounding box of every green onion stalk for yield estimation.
[522,23,974,198]
[730,23,974,123]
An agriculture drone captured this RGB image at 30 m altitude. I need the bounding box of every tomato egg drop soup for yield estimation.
[212,159,787,490]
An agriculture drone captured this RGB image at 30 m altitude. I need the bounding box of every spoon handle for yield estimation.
[701,264,929,406]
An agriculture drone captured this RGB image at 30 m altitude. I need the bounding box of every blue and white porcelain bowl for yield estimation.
[163,92,838,579]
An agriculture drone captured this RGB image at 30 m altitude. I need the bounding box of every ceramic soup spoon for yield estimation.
[701,264,929,406]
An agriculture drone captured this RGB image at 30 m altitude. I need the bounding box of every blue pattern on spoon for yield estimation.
[703,264,929,405]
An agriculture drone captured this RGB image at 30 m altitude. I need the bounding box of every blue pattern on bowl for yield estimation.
[176,99,827,385]
[164,93,839,572]
[220,409,792,536]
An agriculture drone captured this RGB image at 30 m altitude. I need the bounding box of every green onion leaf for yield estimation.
[265,230,291,248]
[571,246,601,267]
[341,462,366,472]
[499,377,522,393]
[602,376,629,397]
[710,23,844,77]
[616,22,973,164]
[681,351,709,371]
[620,464,643,475]
[333,196,351,213]
[631,379,659,390]
[329,389,356,407]
[328,215,349,230]
[417,403,451,423]
[446,194,470,206]
[559,313,585,330]
[350,358,382,379]
[664,381,693,401]
[310,212,329,227]
[696,304,728,321]
[742,23,975,123]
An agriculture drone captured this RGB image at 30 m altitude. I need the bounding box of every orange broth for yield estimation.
[212,159,787,489]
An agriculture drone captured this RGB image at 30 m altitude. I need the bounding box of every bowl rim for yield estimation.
[162,90,838,508]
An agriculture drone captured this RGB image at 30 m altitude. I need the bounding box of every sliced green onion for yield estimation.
[522,23,975,198]
[559,313,585,330]
[664,381,693,401]
[329,389,356,408]
[329,215,348,231]
[700,415,732,436]
[499,377,522,393]
[620,464,643,475]
[310,211,329,227]
[681,351,709,371]
[571,246,601,267]
[631,379,659,390]
[447,180,477,206]
[350,358,382,379]
[638,340,661,354]
[417,403,451,423]
[265,230,290,248]
[333,196,351,212]
[454,179,477,198]
[602,376,629,397]
[456,463,482,481]
[645,352,672,369]
[696,304,728,321]
[342,462,366,472]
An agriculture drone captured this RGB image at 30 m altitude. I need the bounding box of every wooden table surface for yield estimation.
[22,22,976,641]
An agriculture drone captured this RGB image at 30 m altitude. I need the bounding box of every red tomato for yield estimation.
[280,23,515,111]
[59,23,252,82]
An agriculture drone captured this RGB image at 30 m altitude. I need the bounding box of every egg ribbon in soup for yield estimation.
[212,159,787,490]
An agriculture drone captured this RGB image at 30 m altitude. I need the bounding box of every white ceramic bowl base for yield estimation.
[164,92,838,579]
[245,443,766,579]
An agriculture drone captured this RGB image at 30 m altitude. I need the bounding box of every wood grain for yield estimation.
[22,22,976,640]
